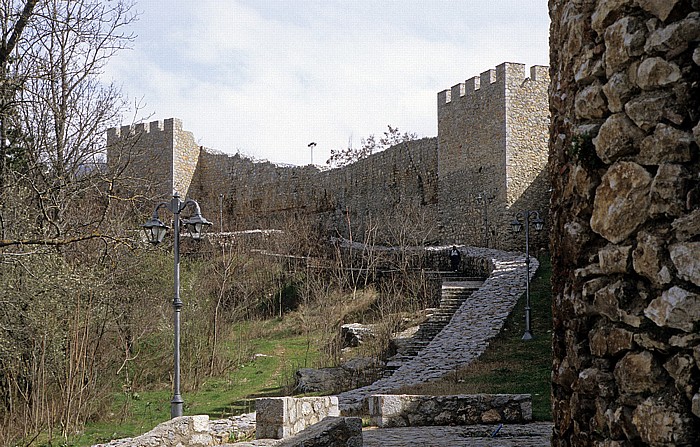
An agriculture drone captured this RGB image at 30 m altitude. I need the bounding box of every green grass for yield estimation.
[398,254,553,420]
[72,320,320,446]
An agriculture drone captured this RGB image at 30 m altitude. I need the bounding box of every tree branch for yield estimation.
[0,232,130,248]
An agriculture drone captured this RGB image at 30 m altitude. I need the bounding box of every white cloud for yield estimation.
[104,0,550,166]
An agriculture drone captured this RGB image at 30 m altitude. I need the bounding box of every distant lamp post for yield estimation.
[308,142,316,165]
[219,193,224,233]
[475,192,494,248]
[141,192,212,418]
[510,210,544,341]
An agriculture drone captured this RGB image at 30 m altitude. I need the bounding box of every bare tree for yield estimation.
[0,0,136,246]
[0,1,139,442]
[326,125,417,168]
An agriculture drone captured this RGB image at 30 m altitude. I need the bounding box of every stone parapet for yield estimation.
[275,417,362,447]
[91,415,213,447]
[255,396,340,440]
[368,394,532,427]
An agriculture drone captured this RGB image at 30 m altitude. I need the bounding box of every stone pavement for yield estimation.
[362,423,553,447]
[228,423,554,447]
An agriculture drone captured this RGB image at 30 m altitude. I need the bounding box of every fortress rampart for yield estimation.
[107,118,200,200]
[107,62,550,251]
[437,62,550,249]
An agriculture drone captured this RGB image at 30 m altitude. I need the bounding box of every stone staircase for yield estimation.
[384,276,483,375]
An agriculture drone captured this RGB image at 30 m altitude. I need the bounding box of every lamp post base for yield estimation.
[171,395,183,418]
[522,331,534,341]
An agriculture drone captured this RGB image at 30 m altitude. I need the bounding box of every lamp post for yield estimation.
[308,142,316,165]
[510,210,544,341]
[142,192,212,418]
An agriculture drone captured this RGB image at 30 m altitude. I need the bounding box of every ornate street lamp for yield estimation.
[511,210,543,341]
[141,192,212,418]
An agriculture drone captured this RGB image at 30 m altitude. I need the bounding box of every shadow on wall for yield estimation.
[507,169,551,252]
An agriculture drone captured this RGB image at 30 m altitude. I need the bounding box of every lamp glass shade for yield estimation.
[183,214,212,240]
[142,217,168,244]
[533,217,545,232]
[511,219,523,233]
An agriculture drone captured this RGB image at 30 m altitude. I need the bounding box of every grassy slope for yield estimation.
[75,322,318,446]
[397,254,553,420]
[75,256,552,445]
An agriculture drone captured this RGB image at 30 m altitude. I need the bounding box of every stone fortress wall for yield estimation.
[107,118,200,201]
[437,63,550,250]
[107,62,550,252]
[549,0,700,445]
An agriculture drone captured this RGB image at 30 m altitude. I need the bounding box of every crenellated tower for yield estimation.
[107,118,201,200]
[437,62,550,249]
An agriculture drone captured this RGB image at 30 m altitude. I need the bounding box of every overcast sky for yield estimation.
[105,1,550,166]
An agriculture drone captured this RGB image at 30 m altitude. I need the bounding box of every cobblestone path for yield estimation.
[338,248,537,413]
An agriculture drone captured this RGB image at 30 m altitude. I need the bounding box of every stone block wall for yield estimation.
[368,394,532,427]
[91,415,214,447]
[107,118,200,201]
[549,1,700,445]
[276,416,363,447]
[255,396,340,440]
[107,61,549,252]
[187,137,440,243]
[437,62,550,251]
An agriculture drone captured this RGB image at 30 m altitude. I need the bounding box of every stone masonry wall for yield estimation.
[187,138,439,243]
[368,394,532,428]
[107,118,200,200]
[107,62,549,251]
[549,1,700,445]
[437,62,550,251]
[255,396,340,440]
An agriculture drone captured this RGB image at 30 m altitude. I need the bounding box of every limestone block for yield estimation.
[632,334,669,356]
[663,354,694,396]
[256,396,340,440]
[598,244,631,274]
[591,162,652,244]
[635,0,682,21]
[632,397,695,445]
[574,367,615,397]
[645,13,700,55]
[575,83,608,119]
[669,242,700,286]
[592,0,635,34]
[602,72,635,113]
[673,209,700,242]
[637,123,694,165]
[693,394,700,418]
[624,91,673,131]
[589,325,634,357]
[649,164,687,217]
[276,417,362,447]
[593,114,645,163]
[604,17,646,76]
[632,232,671,287]
[613,351,664,395]
[644,286,700,332]
[669,333,700,348]
[636,57,681,90]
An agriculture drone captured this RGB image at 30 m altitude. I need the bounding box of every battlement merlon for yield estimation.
[106,118,182,145]
[437,62,550,107]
